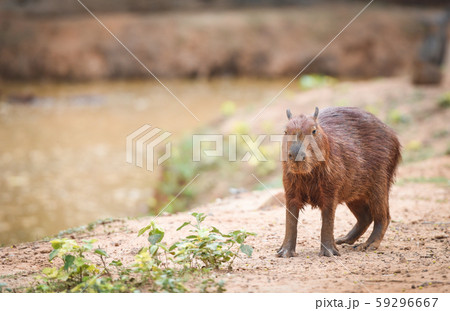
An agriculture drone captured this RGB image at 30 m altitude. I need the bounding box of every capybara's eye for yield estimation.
[312,129,317,135]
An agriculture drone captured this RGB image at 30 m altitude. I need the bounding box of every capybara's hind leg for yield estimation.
[354,197,390,251]
[336,201,373,245]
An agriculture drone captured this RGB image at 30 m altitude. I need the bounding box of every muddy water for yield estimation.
[0,78,290,245]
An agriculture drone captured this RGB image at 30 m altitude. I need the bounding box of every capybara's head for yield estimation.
[283,107,327,174]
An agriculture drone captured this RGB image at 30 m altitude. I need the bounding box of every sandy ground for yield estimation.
[0,156,448,293]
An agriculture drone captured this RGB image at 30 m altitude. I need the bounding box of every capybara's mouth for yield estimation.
[287,161,311,174]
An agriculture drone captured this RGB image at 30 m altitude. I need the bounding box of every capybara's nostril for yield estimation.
[297,151,306,161]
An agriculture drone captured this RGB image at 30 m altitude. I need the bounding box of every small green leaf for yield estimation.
[94,248,108,257]
[63,254,75,271]
[206,243,219,251]
[148,225,165,244]
[49,249,59,261]
[192,212,206,224]
[74,257,86,267]
[82,239,97,248]
[211,226,224,235]
[50,239,63,250]
[240,244,253,257]
[138,224,152,237]
[83,242,94,251]
[149,244,159,256]
[235,235,245,244]
[148,233,163,245]
[197,228,210,238]
[176,221,191,231]
[169,243,178,251]
[110,260,122,267]
[157,243,168,252]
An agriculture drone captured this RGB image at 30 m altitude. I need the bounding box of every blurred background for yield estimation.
[0,0,449,245]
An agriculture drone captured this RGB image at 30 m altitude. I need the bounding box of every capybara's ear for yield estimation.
[313,107,319,121]
[286,109,292,120]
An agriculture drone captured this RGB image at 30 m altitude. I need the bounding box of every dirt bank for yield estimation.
[0,155,448,292]
[0,3,431,80]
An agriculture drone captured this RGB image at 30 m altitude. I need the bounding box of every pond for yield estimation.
[0,78,291,245]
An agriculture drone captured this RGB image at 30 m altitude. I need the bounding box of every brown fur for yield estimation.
[277,107,401,257]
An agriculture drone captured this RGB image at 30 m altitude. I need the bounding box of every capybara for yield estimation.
[277,107,401,257]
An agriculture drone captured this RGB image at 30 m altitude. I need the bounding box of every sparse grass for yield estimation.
[433,129,449,139]
[402,145,434,163]
[0,282,9,293]
[152,136,203,214]
[220,101,236,117]
[396,177,449,186]
[364,104,380,116]
[437,92,450,109]
[298,74,337,90]
[387,108,409,125]
[56,218,120,237]
[0,273,17,280]
[405,140,422,152]
[335,99,350,107]
[409,90,425,104]
[153,125,279,215]
[254,177,282,190]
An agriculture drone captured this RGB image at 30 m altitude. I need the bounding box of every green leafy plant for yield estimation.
[175,212,255,270]
[138,213,255,271]
[33,238,128,293]
[31,213,255,293]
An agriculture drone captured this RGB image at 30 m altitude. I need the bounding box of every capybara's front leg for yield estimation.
[277,201,299,258]
[319,204,340,257]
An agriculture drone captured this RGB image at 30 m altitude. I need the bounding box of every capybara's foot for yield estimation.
[353,240,380,251]
[319,244,341,257]
[335,236,356,245]
[276,246,296,258]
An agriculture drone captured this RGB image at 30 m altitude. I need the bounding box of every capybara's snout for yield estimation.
[288,143,305,161]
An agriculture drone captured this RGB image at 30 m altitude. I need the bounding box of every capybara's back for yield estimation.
[318,107,401,195]
[278,107,401,258]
